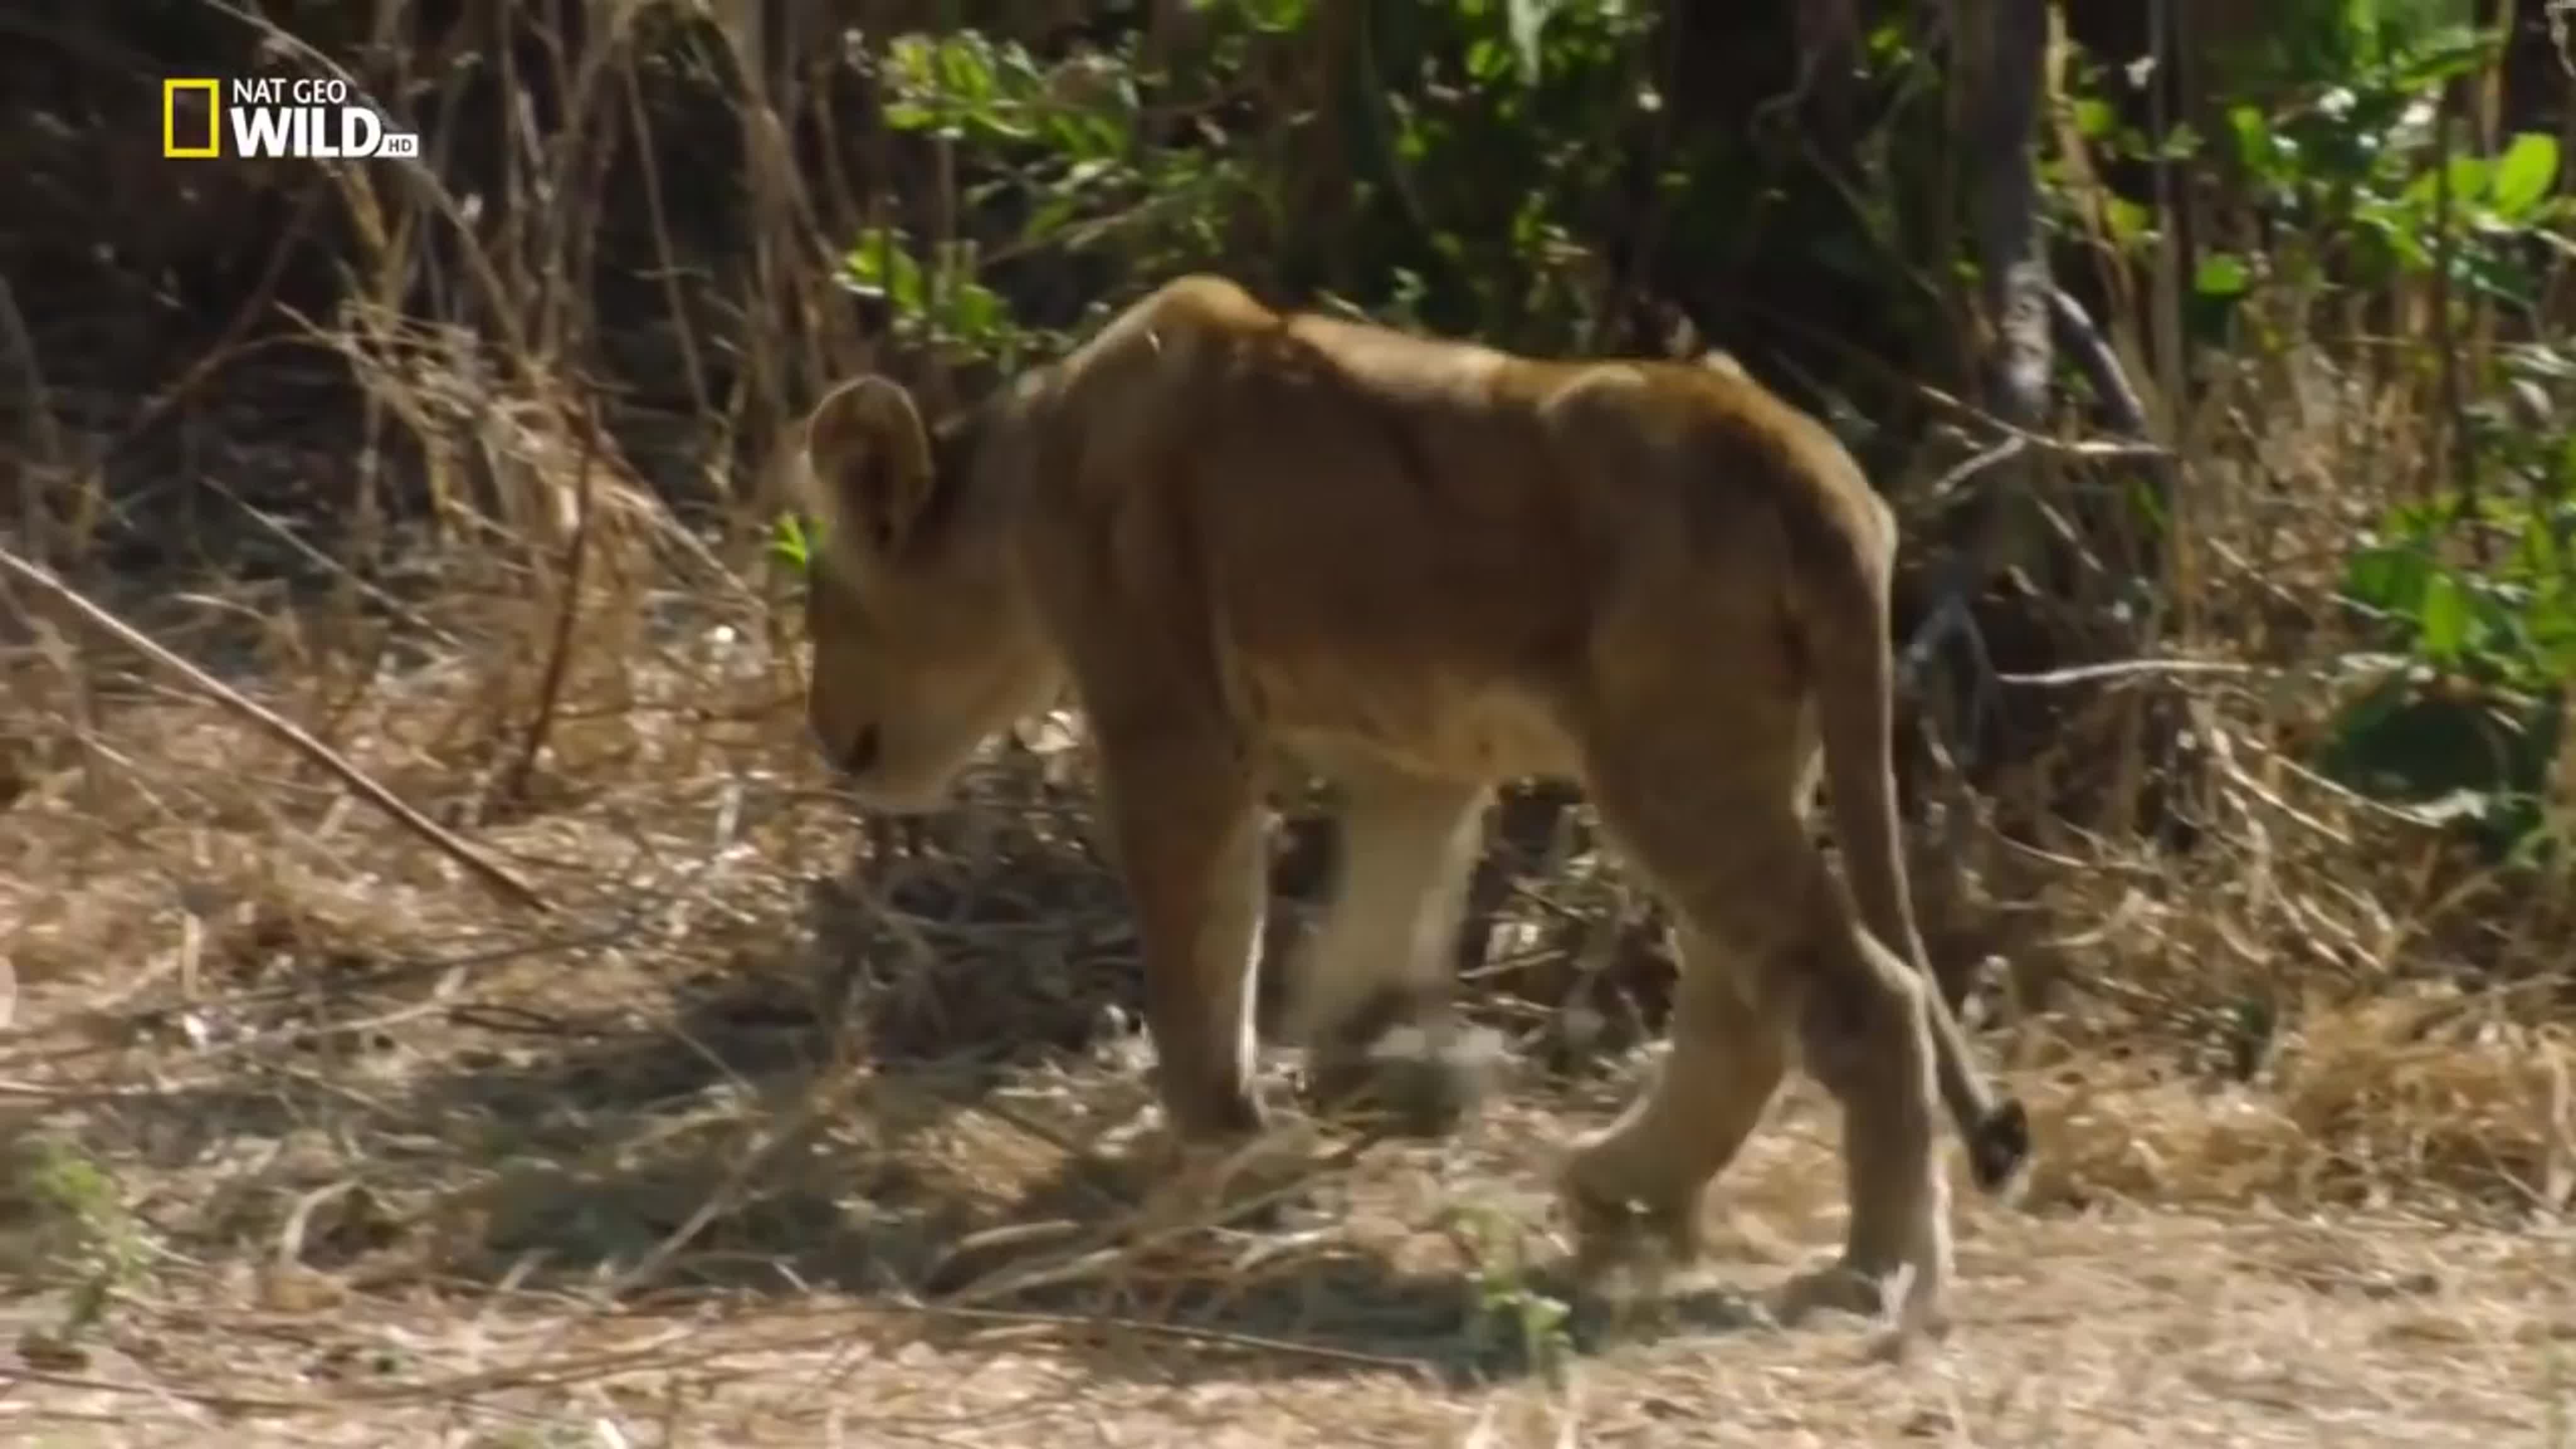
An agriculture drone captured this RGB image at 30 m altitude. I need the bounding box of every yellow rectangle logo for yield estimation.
[163,78,220,158]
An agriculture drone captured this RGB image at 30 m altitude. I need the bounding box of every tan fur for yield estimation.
[789,274,2029,1331]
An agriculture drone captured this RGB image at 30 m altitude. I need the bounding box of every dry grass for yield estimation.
[3,4,2574,1443]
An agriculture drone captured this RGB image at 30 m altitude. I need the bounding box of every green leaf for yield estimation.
[2355,207,2431,270]
[2226,104,2277,179]
[2418,569,2471,660]
[2387,25,2499,94]
[2343,540,2429,617]
[2194,252,2252,298]
[944,280,1004,345]
[2487,131,2560,220]
[2402,154,2492,216]
[842,230,924,314]
[772,513,816,572]
[1237,0,1312,31]
[2103,195,2152,248]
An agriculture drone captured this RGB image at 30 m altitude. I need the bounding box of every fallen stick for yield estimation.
[0,544,551,914]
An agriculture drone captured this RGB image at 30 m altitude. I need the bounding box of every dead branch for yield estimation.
[0,544,552,914]
[2050,285,2151,437]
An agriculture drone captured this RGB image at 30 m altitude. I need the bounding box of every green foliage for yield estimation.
[853,14,1269,362]
[2328,474,2575,862]
[1443,1201,1574,1384]
[0,1132,143,1367]
[840,2,1931,362]
[843,225,1019,365]
[1333,0,1672,347]
[2345,494,2576,692]
[2059,3,2570,866]
[2313,667,2564,864]
[2071,6,2555,316]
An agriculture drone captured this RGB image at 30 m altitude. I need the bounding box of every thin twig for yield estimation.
[0,545,550,913]
[500,401,602,807]
[894,1299,1431,1374]
[1992,657,2265,687]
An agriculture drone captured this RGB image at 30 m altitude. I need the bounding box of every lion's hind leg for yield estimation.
[1767,901,1955,1349]
[1555,914,1794,1282]
[1553,747,1805,1289]
[1560,752,1954,1346]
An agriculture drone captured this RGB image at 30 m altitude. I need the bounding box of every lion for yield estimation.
[787,274,2030,1336]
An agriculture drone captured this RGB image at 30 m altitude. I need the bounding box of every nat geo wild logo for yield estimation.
[162,75,419,160]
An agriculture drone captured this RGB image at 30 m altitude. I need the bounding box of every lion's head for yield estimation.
[788,375,1063,814]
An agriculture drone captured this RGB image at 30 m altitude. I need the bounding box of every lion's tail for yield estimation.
[1789,462,2029,1195]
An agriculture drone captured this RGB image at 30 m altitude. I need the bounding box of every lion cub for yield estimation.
[789,274,2028,1335]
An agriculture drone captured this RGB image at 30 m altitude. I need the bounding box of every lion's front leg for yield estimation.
[1092,728,1272,1143]
[1285,759,1497,1138]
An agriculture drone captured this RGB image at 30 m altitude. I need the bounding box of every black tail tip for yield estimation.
[1968,1097,2031,1194]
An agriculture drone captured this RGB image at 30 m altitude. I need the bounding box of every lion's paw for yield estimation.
[1094,1113,1331,1231]
[1775,1255,1953,1352]
[1555,1167,1703,1286]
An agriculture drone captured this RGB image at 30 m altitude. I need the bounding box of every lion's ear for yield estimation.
[801,376,935,558]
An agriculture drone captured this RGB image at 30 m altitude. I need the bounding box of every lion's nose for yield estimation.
[844,723,881,775]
